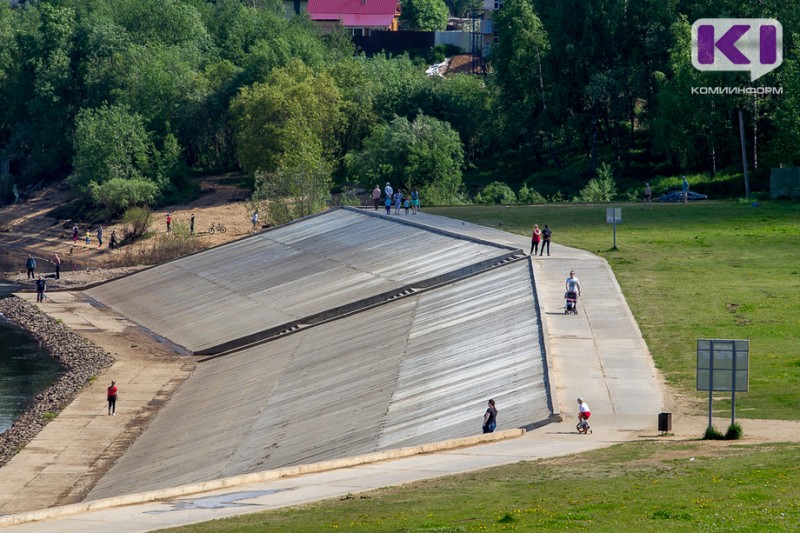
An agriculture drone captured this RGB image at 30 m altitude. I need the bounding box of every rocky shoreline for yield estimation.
[0,296,115,468]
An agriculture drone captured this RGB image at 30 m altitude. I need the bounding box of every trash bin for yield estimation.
[658,412,672,433]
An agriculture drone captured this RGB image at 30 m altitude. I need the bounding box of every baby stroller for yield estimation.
[564,291,578,314]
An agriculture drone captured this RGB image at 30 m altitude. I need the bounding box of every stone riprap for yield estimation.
[0,296,115,467]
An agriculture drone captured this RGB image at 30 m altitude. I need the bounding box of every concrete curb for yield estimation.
[0,429,525,526]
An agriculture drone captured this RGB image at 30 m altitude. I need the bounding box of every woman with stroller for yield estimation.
[565,270,581,314]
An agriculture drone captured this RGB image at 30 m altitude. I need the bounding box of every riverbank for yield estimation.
[0,296,115,468]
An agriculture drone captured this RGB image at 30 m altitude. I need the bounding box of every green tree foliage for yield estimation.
[230,60,344,176]
[576,162,617,202]
[400,0,450,31]
[475,182,517,204]
[69,104,170,212]
[346,114,466,205]
[517,184,547,204]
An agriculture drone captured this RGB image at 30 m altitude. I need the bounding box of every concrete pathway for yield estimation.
[0,212,667,532]
[0,293,194,514]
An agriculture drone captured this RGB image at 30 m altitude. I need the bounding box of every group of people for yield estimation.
[529,224,553,256]
[372,183,420,216]
[71,224,118,249]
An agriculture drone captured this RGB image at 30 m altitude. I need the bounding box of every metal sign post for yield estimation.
[606,208,622,249]
[697,339,749,428]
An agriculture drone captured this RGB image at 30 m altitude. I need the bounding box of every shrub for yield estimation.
[112,222,204,267]
[725,422,743,440]
[703,425,725,440]
[518,184,547,204]
[90,177,161,214]
[122,206,153,243]
[576,163,617,202]
[475,181,517,205]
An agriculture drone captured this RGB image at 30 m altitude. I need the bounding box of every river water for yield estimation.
[0,245,65,433]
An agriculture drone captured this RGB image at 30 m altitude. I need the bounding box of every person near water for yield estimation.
[35,275,46,303]
[26,255,36,279]
[107,381,118,415]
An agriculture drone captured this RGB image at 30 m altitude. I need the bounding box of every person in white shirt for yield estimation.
[384,182,393,199]
[565,271,581,296]
[577,397,591,421]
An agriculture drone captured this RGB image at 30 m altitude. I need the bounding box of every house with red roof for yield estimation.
[306,0,401,36]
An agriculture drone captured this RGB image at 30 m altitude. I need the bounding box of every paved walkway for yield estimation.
[0,212,668,532]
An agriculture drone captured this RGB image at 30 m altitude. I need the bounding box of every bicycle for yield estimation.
[208,222,226,234]
[576,415,592,434]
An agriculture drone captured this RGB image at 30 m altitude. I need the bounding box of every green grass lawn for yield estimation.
[429,201,800,420]
[159,441,799,532]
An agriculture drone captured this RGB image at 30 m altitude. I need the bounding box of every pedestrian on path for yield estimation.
[530,224,541,255]
[97,226,103,248]
[190,213,195,234]
[385,195,391,215]
[107,381,118,416]
[411,187,420,214]
[394,191,403,215]
[539,225,552,256]
[578,398,591,421]
[384,182,393,200]
[26,254,36,279]
[72,225,79,244]
[166,213,172,233]
[482,399,497,433]
[35,275,46,302]
[372,185,381,210]
[54,253,61,279]
[110,230,118,249]
[251,210,259,232]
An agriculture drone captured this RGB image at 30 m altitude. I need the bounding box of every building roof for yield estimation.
[307,0,398,26]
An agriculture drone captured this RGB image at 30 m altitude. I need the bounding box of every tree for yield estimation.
[69,103,168,212]
[346,114,466,205]
[400,0,450,31]
[230,60,344,176]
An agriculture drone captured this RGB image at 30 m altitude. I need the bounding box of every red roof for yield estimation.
[307,0,398,27]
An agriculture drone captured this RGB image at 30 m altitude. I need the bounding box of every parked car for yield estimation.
[658,190,708,202]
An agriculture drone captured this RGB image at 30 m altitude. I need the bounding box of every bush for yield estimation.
[576,163,617,202]
[90,177,161,214]
[122,206,153,243]
[725,422,743,440]
[475,181,517,205]
[703,425,725,440]
[112,222,204,267]
[518,184,547,204]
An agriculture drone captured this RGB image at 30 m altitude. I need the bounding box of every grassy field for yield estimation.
[429,201,800,420]
[159,441,798,532]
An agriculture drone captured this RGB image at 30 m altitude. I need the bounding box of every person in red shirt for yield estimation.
[107,381,118,416]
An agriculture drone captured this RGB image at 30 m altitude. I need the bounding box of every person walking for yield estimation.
[681,176,689,204]
[385,195,391,215]
[190,213,195,234]
[372,185,381,210]
[85,229,91,245]
[166,213,172,232]
[539,225,552,256]
[565,270,581,296]
[530,224,541,256]
[72,225,79,244]
[54,253,61,279]
[482,399,498,433]
[109,230,118,250]
[394,190,402,215]
[251,210,259,232]
[411,187,420,214]
[384,182,393,200]
[35,275,46,303]
[107,381,118,416]
[97,226,103,248]
[644,182,652,208]
[26,255,36,279]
